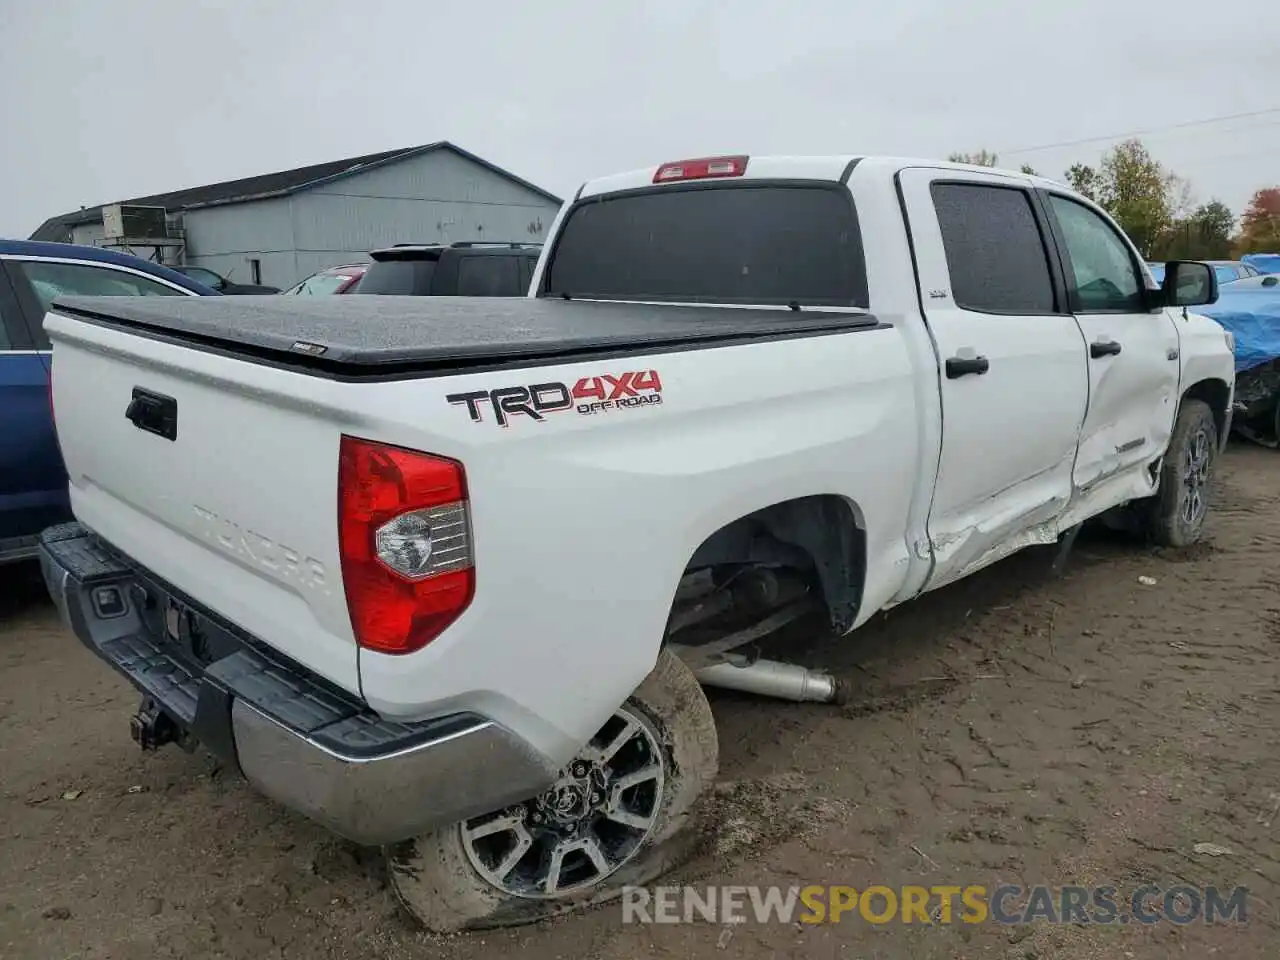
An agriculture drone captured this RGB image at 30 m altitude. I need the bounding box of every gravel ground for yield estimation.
[2,443,1278,960]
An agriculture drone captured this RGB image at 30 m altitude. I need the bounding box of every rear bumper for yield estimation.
[40,523,557,845]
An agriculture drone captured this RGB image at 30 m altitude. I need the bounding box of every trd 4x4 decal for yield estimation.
[447,370,663,427]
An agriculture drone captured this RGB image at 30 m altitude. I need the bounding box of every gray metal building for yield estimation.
[29,142,562,290]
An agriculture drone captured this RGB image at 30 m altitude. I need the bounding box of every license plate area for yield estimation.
[133,576,244,668]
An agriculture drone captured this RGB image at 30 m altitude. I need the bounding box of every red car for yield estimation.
[281,263,367,295]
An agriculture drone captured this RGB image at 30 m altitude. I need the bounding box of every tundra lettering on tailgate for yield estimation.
[448,370,663,427]
[192,505,329,592]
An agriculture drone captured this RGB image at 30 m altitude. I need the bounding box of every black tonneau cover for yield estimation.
[50,295,880,376]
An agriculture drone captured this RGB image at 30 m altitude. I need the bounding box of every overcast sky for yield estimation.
[2,0,1277,238]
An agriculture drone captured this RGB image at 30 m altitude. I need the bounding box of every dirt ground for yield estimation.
[2,444,1278,960]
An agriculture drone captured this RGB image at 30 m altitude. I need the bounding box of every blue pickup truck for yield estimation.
[0,241,216,564]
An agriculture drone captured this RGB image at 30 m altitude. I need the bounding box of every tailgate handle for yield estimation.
[125,388,178,441]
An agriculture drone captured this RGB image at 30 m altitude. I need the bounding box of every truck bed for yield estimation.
[50,295,880,378]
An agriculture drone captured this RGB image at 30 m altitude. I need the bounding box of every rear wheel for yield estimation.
[386,650,718,932]
[1145,399,1218,547]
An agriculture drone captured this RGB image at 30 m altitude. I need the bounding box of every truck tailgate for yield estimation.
[46,309,361,693]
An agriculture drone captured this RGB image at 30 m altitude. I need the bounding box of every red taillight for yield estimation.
[338,435,474,655]
[653,155,749,184]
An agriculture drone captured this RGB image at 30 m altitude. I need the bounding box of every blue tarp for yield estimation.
[1242,253,1280,274]
[1199,286,1280,372]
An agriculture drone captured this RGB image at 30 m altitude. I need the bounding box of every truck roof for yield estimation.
[576,154,1066,198]
[50,294,878,378]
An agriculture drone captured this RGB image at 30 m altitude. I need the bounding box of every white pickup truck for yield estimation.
[40,154,1233,931]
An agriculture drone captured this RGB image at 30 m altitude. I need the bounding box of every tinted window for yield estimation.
[544,184,868,306]
[930,183,1056,314]
[354,259,437,295]
[17,260,186,313]
[1047,195,1143,312]
[456,255,522,296]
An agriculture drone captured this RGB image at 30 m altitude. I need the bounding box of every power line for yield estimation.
[998,107,1280,156]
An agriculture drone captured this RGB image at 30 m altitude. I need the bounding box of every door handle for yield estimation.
[945,355,990,378]
[1090,339,1122,359]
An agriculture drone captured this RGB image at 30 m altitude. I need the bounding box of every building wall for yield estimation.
[181,196,295,288]
[181,148,560,289]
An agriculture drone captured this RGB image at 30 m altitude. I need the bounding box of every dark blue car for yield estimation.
[0,240,216,564]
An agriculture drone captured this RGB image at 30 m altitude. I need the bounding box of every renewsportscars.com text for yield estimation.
[621,884,1249,926]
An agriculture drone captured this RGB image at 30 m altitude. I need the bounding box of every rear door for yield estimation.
[0,262,66,554]
[1039,192,1181,501]
[897,169,1089,590]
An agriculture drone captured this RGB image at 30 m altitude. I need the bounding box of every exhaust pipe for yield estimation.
[693,654,842,703]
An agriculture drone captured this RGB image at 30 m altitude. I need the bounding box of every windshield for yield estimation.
[291,273,358,295]
[543,183,869,307]
[352,259,437,295]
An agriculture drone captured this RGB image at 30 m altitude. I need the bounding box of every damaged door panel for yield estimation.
[1041,192,1182,514]
[896,169,1089,592]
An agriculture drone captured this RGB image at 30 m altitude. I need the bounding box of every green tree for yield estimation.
[1061,140,1176,257]
[947,150,1036,175]
[1064,162,1104,202]
[1099,140,1173,257]
[1154,200,1236,260]
[948,149,999,167]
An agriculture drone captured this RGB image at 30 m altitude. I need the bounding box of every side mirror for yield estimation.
[1160,261,1218,307]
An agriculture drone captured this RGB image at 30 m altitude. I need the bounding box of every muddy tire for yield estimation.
[386,650,718,933]
[1145,399,1218,547]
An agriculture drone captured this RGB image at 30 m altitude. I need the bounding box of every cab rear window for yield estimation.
[542,183,868,307]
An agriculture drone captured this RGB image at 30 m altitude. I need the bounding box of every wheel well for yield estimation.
[1182,377,1231,441]
[682,495,866,633]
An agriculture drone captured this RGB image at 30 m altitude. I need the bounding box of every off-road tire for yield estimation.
[1145,399,1218,547]
[386,650,718,932]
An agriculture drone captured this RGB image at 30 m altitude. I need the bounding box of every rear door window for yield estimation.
[456,255,522,296]
[543,183,868,306]
[930,182,1058,314]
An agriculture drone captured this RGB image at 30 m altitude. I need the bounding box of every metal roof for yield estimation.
[29,141,562,242]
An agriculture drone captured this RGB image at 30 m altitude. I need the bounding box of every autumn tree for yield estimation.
[1237,187,1280,254]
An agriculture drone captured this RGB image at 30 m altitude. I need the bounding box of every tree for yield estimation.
[948,149,999,167]
[1061,140,1174,256]
[1237,187,1280,254]
[947,150,1037,176]
[1098,140,1173,257]
[1154,200,1236,260]
[1065,162,1104,202]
